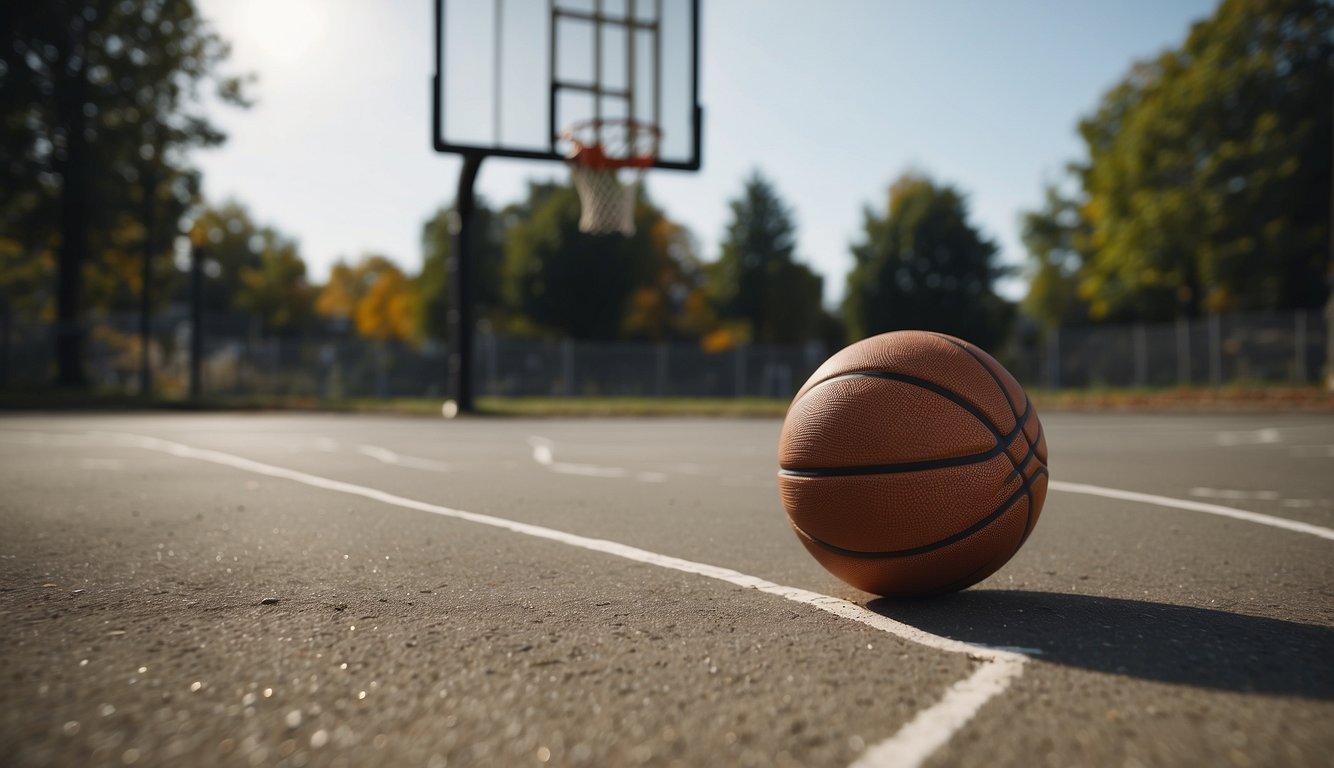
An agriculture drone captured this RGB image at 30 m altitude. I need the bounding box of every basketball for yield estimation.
[778,330,1048,597]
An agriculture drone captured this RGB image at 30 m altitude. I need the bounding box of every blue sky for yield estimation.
[194,0,1218,305]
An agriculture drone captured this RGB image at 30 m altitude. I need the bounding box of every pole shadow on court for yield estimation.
[868,590,1334,700]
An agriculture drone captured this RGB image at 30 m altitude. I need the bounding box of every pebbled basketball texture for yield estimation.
[778,330,1048,598]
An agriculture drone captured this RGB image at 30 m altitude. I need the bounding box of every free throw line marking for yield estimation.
[102,430,1024,768]
[1049,481,1334,541]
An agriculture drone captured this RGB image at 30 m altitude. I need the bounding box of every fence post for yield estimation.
[655,344,668,397]
[561,339,574,396]
[1208,313,1222,386]
[189,246,203,399]
[1294,309,1307,384]
[484,333,498,396]
[1133,324,1147,388]
[0,298,10,390]
[375,342,387,398]
[1175,316,1190,386]
[734,344,747,398]
[1045,328,1060,389]
[1328,295,1334,390]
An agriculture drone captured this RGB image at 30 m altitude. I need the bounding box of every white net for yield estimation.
[569,164,642,236]
[562,119,659,237]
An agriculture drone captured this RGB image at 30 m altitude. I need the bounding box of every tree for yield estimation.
[417,199,508,340]
[235,232,315,335]
[620,216,714,342]
[1,0,249,385]
[175,201,311,333]
[1020,183,1092,327]
[316,255,419,342]
[1033,0,1333,322]
[355,265,417,342]
[501,182,703,341]
[843,173,1014,350]
[709,172,828,345]
[178,201,260,315]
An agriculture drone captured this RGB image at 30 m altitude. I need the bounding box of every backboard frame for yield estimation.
[431,0,703,171]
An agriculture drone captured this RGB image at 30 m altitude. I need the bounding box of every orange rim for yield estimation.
[562,119,661,170]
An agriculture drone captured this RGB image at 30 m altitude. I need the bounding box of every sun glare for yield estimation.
[240,0,327,64]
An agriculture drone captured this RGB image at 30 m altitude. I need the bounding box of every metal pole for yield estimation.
[1133,324,1147,388]
[139,167,157,397]
[548,0,558,147]
[561,339,574,395]
[654,0,663,131]
[1046,327,1060,389]
[655,343,667,396]
[375,342,387,398]
[1326,81,1333,389]
[593,0,602,145]
[493,0,503,144]
[485,330,498,396]
[0,295,10,390]
[1176,316,1190,386]
[736,344,748,397]
[449,153,483,412]
[1325,294,1334,390]
[189,245,204,399]
[1294,309,1307,384]
[627,0,637,124]
[1208,313,1222,386]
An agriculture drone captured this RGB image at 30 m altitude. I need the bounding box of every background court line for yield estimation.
[102,430,1026,768]
[1049,480,1334,541]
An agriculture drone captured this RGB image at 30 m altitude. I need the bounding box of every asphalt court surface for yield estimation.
[1,411,1331,767]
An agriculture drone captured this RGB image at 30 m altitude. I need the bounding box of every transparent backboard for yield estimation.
[433,0,701,170]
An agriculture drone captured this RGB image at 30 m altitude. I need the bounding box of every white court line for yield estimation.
[100,430,1024,768]
[1049,481,1334,541]
[1188,487,1280,501]
[1216,427,1282,447]
[528,436,667,483]
[356,444,452,473]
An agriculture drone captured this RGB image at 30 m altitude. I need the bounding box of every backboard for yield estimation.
[433,0,702,171]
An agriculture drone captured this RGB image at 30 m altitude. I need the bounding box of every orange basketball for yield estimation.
[778,330,1048,597]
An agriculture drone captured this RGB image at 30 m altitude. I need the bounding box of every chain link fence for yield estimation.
[1,308,1328,399]
[1004,310,1328,390]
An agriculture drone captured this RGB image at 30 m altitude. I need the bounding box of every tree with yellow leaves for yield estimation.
[316,255,420,342]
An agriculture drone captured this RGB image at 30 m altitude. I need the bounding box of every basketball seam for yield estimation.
[1004,420,1043,486]
[923,335,1046,562]
[924,333,1037,473]
[779,371,1030,476]
[780,444,1008,478]
[836,370,1008,435]
[1013,418,1046,543]
[928,333,1045,549]
[792,366,1009,436]
[927,333,1020,417]
[793,466,1049,559]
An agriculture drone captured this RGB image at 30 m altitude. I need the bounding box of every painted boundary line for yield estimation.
[1048,480,1334,541]
[101,431,1024,768]
[356,444,453,473]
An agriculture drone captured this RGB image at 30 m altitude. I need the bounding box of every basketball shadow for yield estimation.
[867,590,1334,700]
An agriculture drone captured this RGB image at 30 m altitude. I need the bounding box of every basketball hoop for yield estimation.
[561,119,661,236]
